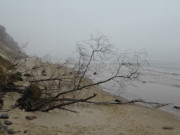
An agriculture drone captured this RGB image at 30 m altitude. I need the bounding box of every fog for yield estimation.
[0,0,180,63]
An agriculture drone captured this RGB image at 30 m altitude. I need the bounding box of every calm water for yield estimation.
[121,62,180,117]
[88,61,180,117]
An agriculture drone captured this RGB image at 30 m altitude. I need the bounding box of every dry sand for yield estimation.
[1,91,180,135]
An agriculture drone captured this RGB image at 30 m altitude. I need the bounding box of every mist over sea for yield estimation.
[146,61,180,74]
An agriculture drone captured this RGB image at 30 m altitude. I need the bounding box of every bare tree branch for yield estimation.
[2,33,147,113]
[42,93,97,112]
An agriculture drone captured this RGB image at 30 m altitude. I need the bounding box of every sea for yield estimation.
[118,61,180,117]
[87,61,180,117]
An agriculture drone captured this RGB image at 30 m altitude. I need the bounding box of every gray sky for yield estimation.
[0,0,180,63]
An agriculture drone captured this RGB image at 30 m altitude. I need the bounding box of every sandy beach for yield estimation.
[0,58,180,135]
[1,91,180,135]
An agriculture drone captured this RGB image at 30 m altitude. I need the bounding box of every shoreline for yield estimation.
[101,67,180,118]
[1,58,180,135]
[103,89,180,118]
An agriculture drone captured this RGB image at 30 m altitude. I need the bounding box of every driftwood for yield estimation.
[174,106,180,110]
[82,99,170,109]
[127,99,170,108]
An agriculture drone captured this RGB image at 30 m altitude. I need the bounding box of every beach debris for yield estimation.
[93,72,97,75]
[7,129,15,134]
[162,126,174,130]
[174,106,180,110]
[128,99,170,108]
[25,116,37,120]
[24,73,33,77]
[41,68,47,76]
[114,99,123,103]
[0,114,9,119]
[4,120,12,125]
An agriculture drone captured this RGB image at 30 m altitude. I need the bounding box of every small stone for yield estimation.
[25,116,37,120]
[162,126,174,130]
[4,120,12,125]
[0,114,9,119]
[15,131,21,133]
[7,129,14,134]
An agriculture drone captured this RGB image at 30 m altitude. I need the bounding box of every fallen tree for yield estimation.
[1,33,148,112]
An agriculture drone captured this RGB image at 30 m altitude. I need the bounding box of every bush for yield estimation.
[26,84,42,100]
[9,72,23,82]
[17,84,42,111]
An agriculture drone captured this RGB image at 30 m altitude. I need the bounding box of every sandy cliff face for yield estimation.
[0,24,26,60]
[0,25,20,51]
[0,41,17,60]
[0,25,22,73]
[0,56,11,74]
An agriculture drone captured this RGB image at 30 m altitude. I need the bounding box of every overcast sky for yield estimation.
[0,0,180,63]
